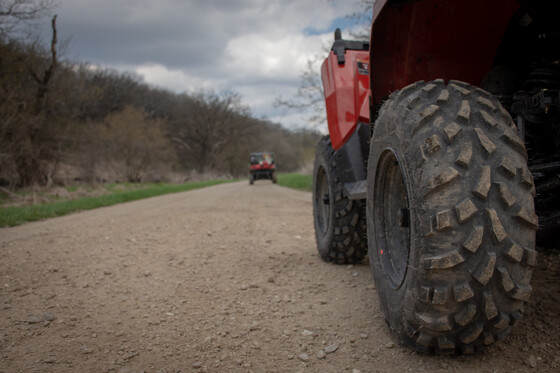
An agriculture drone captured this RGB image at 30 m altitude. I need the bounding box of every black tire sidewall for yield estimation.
[367,127,418,337]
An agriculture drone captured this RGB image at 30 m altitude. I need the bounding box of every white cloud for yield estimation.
[133,64,222,92]
[225,32,328,81]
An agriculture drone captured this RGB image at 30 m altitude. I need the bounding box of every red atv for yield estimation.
[313,0,559,354]
[249,152,277,185]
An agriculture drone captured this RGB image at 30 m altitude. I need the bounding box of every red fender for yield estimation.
[369,0,520,106]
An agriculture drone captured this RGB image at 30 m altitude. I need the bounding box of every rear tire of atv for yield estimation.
[313,136,367,264]
[249,174,254,185]
[367,80,537,354]
[272,172,277,184]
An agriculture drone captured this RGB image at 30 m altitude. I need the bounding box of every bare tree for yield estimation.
[102,106,173,182]
[0,13,60,186]
[347,0,374,39]
[0,0,55,36]
[29,13,56,113]
[274,55,327,127]
[170,91,255,174]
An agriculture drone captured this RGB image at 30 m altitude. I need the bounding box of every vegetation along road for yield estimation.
[1,181,559,372]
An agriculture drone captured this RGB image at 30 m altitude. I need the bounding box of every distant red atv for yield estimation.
[313,0,559,355]
[249,152,277,185]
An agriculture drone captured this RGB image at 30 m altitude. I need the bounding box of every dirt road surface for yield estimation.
[1,181,559,372]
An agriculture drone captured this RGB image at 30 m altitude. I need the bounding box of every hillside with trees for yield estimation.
[0,1,320,188]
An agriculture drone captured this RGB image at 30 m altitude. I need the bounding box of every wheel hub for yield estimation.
[373,149,410,289]
[314,165,330,235]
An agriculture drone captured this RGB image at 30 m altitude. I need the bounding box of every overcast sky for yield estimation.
[39,0,364,130]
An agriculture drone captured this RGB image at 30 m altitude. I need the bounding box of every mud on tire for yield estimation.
[367,80,538,354]
[313,136,367,264]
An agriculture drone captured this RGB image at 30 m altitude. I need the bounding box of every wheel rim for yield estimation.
[315,165,330,234]
[374,149,410,289]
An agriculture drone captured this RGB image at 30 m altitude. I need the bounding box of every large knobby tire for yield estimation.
[313,136,367,264]
[367,80,538,354]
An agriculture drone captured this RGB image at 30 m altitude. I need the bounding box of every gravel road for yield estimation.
[1,181,559,372]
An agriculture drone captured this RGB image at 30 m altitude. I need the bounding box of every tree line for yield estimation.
[0,2,321,188]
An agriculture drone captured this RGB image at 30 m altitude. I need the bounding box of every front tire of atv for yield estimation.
[313,136,367,264]
[367,80,537,354]
[249,174,254,185]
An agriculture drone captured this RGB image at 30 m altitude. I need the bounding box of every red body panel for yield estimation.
[369,0,520,105]
[250,162,275,170]
[321,50,370,150]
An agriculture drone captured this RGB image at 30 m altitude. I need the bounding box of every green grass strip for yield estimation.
[0,180,235,227]
[276,173,312,191]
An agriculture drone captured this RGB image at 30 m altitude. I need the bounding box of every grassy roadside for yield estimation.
[0,180,235,227]
[276,173,312,191]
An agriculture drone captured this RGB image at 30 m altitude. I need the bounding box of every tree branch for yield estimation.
[33,13,57,113]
